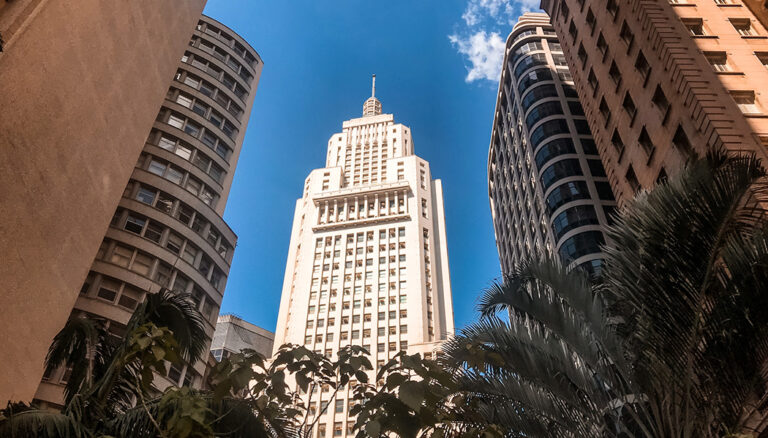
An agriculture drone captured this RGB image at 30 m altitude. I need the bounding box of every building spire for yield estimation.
[362,74,382,117]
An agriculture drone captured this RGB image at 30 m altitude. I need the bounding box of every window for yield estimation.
[167,114,185,129]
[596,33,608,58]
[175,94,193,108]
[619,21,634,48]
[144,221,164,243]
[97,278,119,302]
[635,51,651,81]
[588,69,599,92]
[705,52,731,72]
[598,97,610,123]
[732,91,761,114]
[626,165,641,194]
[622,93,637,120]
[756,52,768,68]
[182,243,198,265]
[683,18,706,36]
[558,231,605,262]
[672,125,695,158]
[731,19,757,36]
[540,159,583,190]
[148,159,167,176]
[545,181,590,212]
[124,214,146,234]
[111,245,132,267]
[608,61,621,85]
[136,187,156,205]
[131,252,153,276]
[652,85,670,118]
[611,129,625,157]
[166,232,183,254]
[638,127,655,157]
[534,138,575,168]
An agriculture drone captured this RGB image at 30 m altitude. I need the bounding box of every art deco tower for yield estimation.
[274,77,454,435]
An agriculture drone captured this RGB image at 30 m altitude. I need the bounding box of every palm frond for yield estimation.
[129,289,207,364]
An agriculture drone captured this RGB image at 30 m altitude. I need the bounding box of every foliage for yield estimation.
[0,289,205,438]
[3,151,768,438]
[443,150,768,437]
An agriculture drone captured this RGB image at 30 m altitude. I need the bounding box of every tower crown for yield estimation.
[362,74,382,116]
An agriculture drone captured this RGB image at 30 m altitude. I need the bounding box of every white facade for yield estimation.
[273,82,454,432]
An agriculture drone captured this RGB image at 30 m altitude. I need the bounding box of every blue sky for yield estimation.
[203,0,538,332]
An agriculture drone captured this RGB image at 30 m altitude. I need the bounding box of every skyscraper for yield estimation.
[540,0,768,204]
[34,15,262,409]
[0,0,206,405]
[488,13,616,276]
[273,78,454,434]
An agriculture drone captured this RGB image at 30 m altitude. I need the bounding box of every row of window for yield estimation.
[141,156,217,209]
[173,90,239,140]
[165,110,232,161]
[175,70,244,120]
[192,36,254,83]
[115,209,227,292]
[128,182,231,259]
[181,52,249,101]
[155,132,226,185]
[89,241,221,321]
[196,21,259,68]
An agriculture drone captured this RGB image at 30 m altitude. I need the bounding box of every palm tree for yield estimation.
[444,150,768,437]
[0,289,206,437]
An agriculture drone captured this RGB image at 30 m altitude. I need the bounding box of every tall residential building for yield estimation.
[0,0,207,405]
[540,0,768,205]
[211,314,275,361]
[273,78,454,433]
[33,15,262,409]
[488,13,617,276]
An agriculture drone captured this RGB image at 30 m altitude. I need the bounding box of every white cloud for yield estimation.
[449,31,507,83]
[451,0,542,83]
[462,0,514,26]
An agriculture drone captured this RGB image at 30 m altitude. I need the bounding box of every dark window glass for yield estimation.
[558,231,605,262]
[568,101,585,116]
[595,182,615,201]
[588,159,607,177]
[530,119,570,149]
[525,101,564,130]
[513,52,547,77]
[580,139,598,155]
[574,119,592,135]
[522,84,558,112]
[517,68,553,95]
[562,83,578,97]
[535,138,575,168]
[511,41,544,65]
[540,159,583,190]
[124,215,146,234]
[546,181,590,213]
[552,205,600,241]
[136,187,156,205]
[144,221,164,243]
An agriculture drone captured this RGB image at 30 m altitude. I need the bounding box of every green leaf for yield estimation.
[398,381,425,411]
[364,420,381,437]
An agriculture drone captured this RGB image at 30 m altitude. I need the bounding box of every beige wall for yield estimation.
[0,0,206,404]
